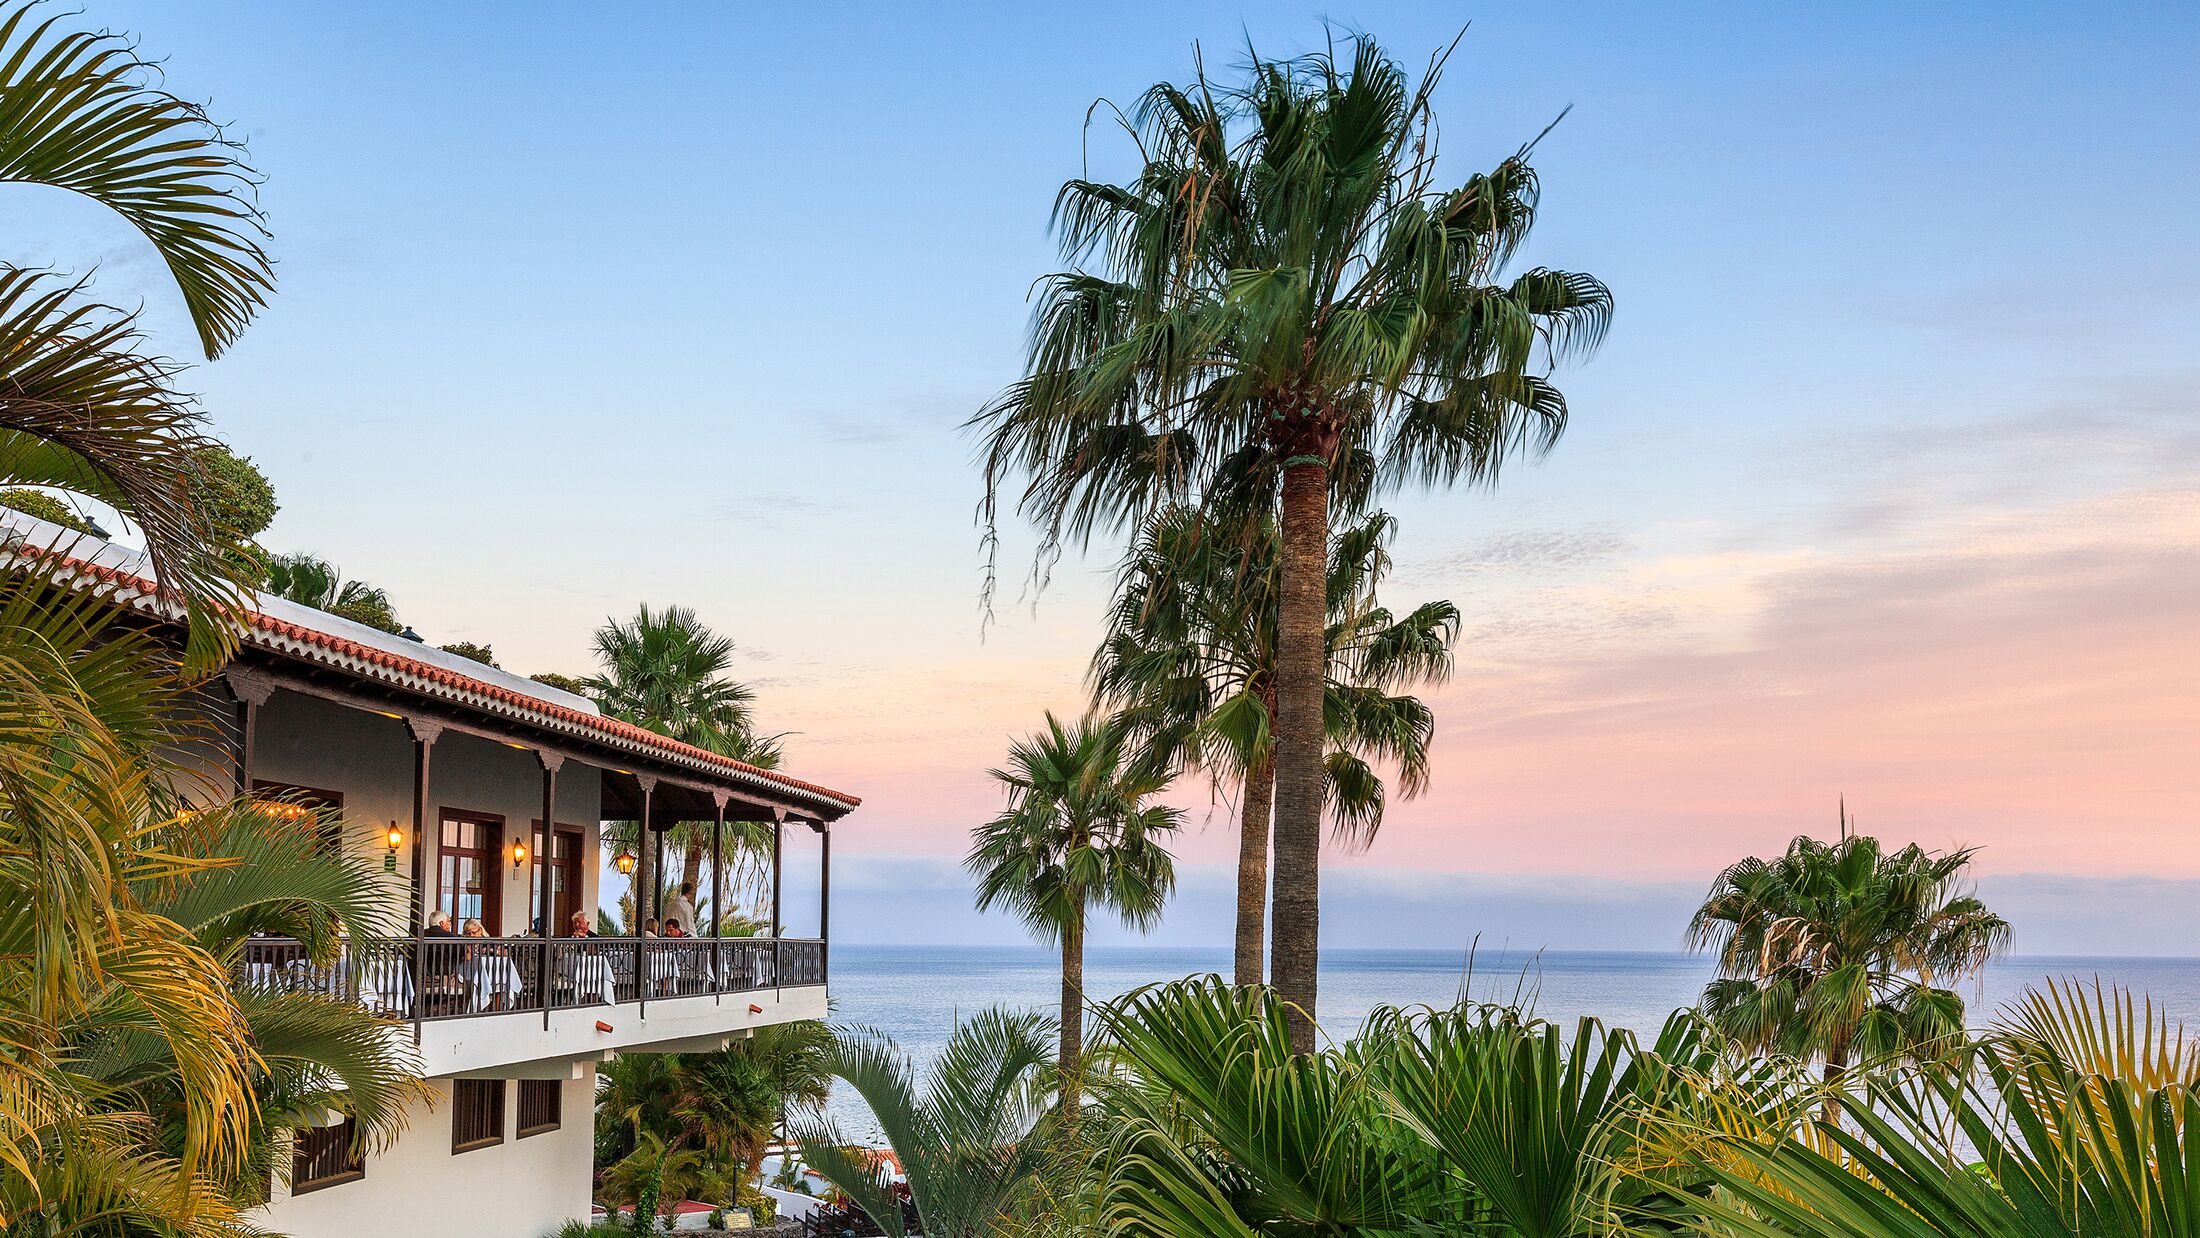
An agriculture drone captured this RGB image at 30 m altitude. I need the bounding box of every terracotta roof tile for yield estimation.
[9,541,860,813]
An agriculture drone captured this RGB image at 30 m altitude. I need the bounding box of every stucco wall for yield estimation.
[250,690,602,933]
[256,1070,596,1238]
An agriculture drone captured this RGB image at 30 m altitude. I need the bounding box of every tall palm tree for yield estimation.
[262,551,403,633]
[966,713,1179,1107]
[796,1009,1057,1238]
[974,35,1610,1044]
[584,604,761,925]
[1,4,275,659]
[1095,505,1455,985]
[1687,820,2012,1118]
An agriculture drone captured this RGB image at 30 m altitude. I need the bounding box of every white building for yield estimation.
[4,513,855,1238]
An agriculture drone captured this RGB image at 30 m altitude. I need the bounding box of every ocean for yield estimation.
[810,943,2200,1141]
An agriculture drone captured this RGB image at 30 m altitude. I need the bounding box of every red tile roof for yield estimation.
[6,534,859,814]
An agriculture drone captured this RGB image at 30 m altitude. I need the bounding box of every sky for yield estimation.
[7,2,2197,955]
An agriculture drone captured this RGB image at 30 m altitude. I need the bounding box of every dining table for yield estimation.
[462,951,525,1012]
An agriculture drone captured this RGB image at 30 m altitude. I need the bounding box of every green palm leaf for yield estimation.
[0,3,272,358]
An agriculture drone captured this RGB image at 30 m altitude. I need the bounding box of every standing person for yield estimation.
[664,881,698,940]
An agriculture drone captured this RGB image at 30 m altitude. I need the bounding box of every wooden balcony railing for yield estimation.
[236,935,825,1023]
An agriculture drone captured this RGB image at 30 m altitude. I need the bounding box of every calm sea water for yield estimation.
[811,943,2200,1142]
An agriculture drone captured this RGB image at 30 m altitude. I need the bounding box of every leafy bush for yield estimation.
[0,488,93,532]
[440,640,497,667]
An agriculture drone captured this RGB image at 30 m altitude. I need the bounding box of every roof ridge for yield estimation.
[4,538,860,810]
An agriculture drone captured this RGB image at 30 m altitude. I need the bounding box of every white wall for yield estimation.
[251,690,602,933]
[257,1070,596,1238]
[417,984,828,1077]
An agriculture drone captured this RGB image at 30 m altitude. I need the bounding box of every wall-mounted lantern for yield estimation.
[613,851,636,876]
[384,822,403,872]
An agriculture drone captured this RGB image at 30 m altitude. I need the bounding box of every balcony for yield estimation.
[240,935,828,1075]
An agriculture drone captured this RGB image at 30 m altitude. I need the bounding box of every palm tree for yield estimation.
[1686,819,2012,1119]
[1673,979,2200,1236]
[1,4,275,658]
[966,713,1179,1106]
[974,35,1610,1045]
[1083,977,1758,1236]
[263,551,404,633]
[796,1009,1057,1238]
[0,586,292,1230]
[595,1020,834,1185]
[1094,505,1455,985]
[99,797,429,1200]
[584,604,763,924]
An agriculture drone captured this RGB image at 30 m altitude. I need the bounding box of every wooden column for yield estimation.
[770,812,785,938]
[710,792,727,998]
[634,776,656,931]
[710,793,727,941]
[223,667,276,795]
[814,819,831,980]
[406,717,444,929]
[537,752,562,938]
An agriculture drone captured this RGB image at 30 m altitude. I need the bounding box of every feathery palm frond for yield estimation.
[796,1010,1057,1238]
[0,3,272,358]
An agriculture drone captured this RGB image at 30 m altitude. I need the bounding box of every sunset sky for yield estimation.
[10,2,2195,954]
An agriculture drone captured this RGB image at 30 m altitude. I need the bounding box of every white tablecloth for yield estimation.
[359,956,415,1015]
[245,950,413,1016]
[463,955,524,1012]
[560,953,615,1004]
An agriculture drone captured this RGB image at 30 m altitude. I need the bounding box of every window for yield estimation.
[437,812,504,934]
[529,824,583,934]
[252,780,344,853]
[451,1079,505,1153]
[292,1116,364,1193]
[517,1079,562,1138]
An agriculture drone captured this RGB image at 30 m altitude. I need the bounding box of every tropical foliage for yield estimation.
[797,1009,1058,1238]
[967,712,1178,1105]
[595,1019,834,1183]
[975,33,1610,1041]
[1688,824,2012,1114]
[0,6,428,1232]
[1659,978,2200,1236]
[1094,506,1454,984]
[585,603,782,921]
[0,1,274,660]
[1074,977,1793,1238]
[262,551,405,634]
[0,583,422,1231]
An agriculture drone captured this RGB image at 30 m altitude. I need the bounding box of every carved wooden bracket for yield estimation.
[538,750,566,774]
[224,666,277,707]
[635,774,658,794]
[405,716,446,746]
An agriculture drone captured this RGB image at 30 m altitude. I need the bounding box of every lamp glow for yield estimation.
[613,851,636,875]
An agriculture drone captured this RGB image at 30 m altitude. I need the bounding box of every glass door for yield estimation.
[530,825,582,935]
[437,812,503,934]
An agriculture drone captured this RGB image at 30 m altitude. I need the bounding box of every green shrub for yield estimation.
[0,488,94,533]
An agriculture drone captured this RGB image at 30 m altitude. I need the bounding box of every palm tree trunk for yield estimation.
[1821,1042,1849,1126]
[1269,455,1330,1051]
[1234,755,1275,988]
[1060,897,1085,1113]
[681,836,705,914]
